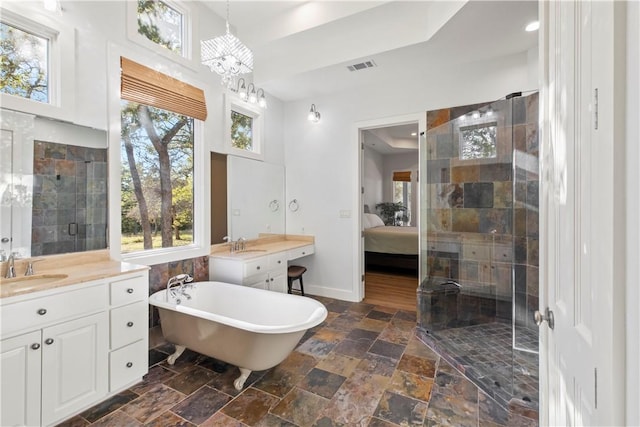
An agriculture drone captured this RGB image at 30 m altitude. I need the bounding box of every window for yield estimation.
[459,121,497,160]
[119,57,206,258]
[224,94,263,160]
[393,171,411,226]
[137,0,184,55]
[0,19,51,103]
[231,110,253,151]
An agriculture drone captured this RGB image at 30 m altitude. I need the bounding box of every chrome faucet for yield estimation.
[166,273,194,302]
[237,237,246,252]
[5,253,16,279]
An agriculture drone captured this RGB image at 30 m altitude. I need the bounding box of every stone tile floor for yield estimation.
[57,297,539,427]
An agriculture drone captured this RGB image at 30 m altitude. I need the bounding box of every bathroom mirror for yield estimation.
[1,109,285,259]
[0,109,109,258]
[226,156,285,241]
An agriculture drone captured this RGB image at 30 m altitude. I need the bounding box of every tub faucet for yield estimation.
[5,253,16,279]
[167,273,194,302]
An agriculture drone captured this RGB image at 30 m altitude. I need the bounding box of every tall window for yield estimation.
[120,57,206,255]
[224,94,263,160]
[393,171,411,226]
[137,0,184,55]
[0,20,50,103]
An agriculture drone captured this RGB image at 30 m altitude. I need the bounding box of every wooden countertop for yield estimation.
[0,250,149,300]
[210,233,314,260]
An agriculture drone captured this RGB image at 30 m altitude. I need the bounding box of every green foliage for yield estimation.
[231,110,253,150]
[120,102,194,250]
[375,202,408,226]
[0,22,48,102]
[460,122,497,160]
[137,0,182,53]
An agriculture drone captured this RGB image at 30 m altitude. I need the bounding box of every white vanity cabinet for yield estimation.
[209,244,313,294]
[0,270,149,427]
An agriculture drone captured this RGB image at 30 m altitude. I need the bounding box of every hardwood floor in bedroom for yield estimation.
[363,270,419,312]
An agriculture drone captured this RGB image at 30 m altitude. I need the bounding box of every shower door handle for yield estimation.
[534,307,554,330]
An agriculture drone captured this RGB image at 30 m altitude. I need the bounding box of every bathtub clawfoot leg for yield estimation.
[233,368,252,391]
[167,345,186,365]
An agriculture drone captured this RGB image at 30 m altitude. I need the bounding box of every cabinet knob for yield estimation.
[127,321,134,327]
[45,338,54,345]
[256,266,260,270]
[126,362,133,368]
[277,260,281,264]
[31,343,40,350]
[270,278,274,282]
[126,288,134,294]
[37,308,47,315]
[302,252,306,255]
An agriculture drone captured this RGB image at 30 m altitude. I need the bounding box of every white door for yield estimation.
[41,312,108,426]
[0,331,42,427]
[540,1,625,425]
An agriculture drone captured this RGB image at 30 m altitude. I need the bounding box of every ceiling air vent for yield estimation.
[347,60,377,72]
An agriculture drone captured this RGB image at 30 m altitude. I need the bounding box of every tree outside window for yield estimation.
[231,110,253,151]
[137,0,183,54]
[0,21,49,103]
[459,122,497,160]
[120,102,194,253]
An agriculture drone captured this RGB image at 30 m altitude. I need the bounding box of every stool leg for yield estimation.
[287,277,292,294]
[299,275,304,296]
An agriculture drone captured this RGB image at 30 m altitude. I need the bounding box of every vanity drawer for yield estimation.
[243,258,268,277]
[1,284,107,337]
[109,339,147,392]
[269,253,287,269]
[110,301,147,350]
[110,275,147,307]
[288,245,314,260]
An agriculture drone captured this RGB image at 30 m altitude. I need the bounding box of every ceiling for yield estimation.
[202,0,538,101]
[201,0,538,154]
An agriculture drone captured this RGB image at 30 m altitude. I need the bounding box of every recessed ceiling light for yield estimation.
[526,21,540,32]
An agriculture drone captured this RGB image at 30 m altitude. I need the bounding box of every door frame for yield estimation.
[353,113,426,302]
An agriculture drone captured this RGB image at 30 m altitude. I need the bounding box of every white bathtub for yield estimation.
[149,281,327,389]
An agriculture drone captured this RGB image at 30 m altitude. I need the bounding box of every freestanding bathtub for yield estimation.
[149,281,328,390]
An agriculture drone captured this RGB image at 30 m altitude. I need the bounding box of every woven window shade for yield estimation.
[120,57,207,121]
[393,171,411,182]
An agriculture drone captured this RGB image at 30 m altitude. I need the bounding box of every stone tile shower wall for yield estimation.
[31,141,108,256]
[420,93,539,334]
[147,255,209,328]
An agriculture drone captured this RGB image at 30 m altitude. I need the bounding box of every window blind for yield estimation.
[393,171,411,182]
[120,57,207,121]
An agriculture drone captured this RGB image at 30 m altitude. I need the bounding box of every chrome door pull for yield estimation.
[534,307,555,330]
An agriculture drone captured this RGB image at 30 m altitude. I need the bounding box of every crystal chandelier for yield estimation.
[201,0,253,87]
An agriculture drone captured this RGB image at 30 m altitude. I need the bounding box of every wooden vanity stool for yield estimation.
[287,265,307,296]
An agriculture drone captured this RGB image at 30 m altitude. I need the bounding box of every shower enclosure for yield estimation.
[417,92,539,413]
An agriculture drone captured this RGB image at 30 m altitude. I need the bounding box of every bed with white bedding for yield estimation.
[363,213,419,272]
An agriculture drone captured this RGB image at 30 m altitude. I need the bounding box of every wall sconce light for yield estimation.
[232,78,267,108]
[308,104,321,123]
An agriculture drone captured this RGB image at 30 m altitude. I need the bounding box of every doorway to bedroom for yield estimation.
[359,119,420,311]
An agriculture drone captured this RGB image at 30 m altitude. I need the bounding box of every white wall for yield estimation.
[362,146,384,213]
[284,51,536,300]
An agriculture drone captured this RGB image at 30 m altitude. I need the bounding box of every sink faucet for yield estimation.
[237,237,246,252]
[5,253,16,279]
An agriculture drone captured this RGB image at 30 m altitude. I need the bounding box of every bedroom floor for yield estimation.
[363,270,418,312]
[56,296,537,427]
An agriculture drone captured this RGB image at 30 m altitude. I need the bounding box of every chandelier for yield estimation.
[201,0,253,87]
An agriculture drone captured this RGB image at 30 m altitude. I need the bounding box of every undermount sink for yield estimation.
[1,274,69,287]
